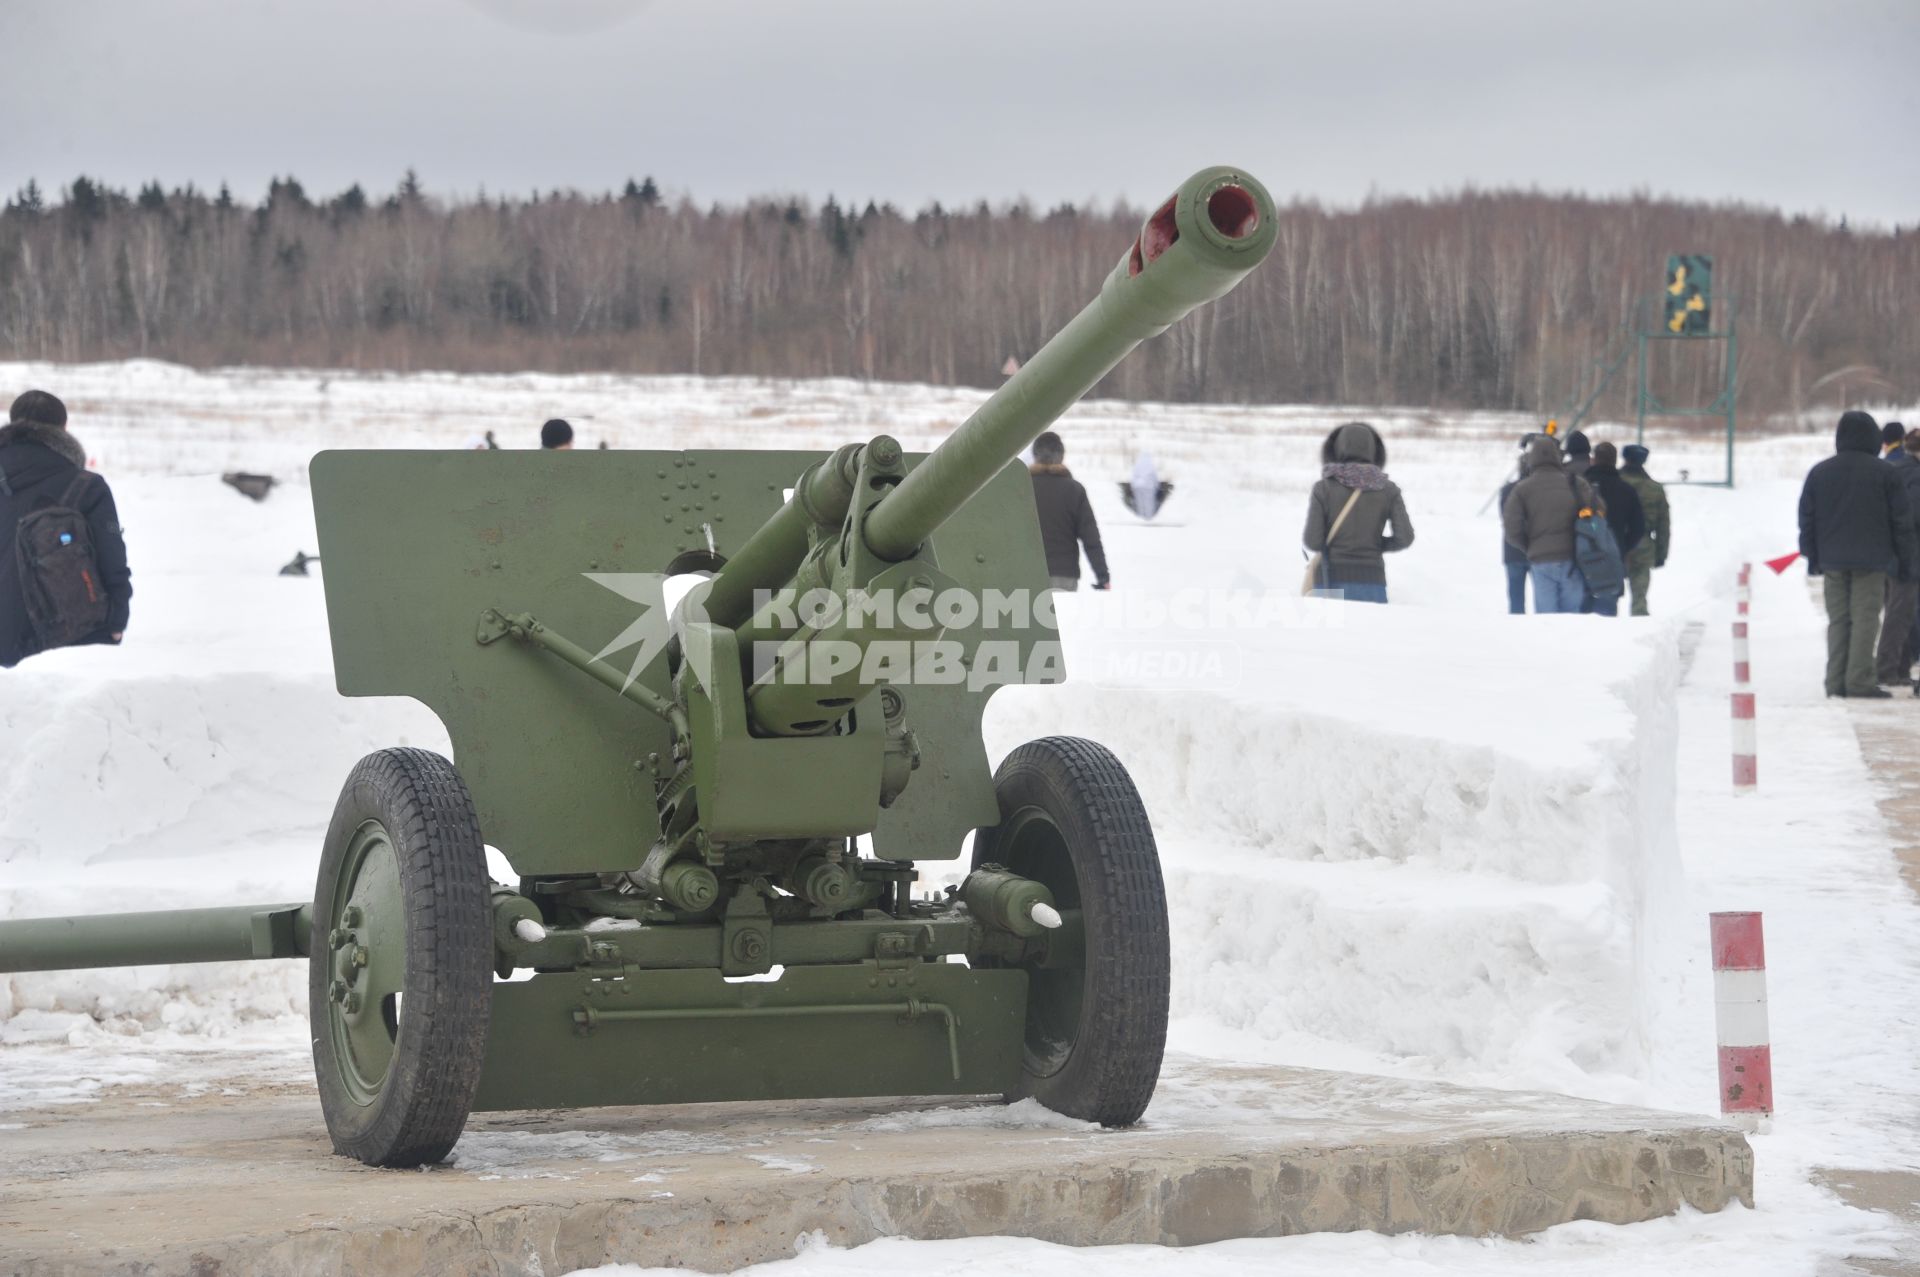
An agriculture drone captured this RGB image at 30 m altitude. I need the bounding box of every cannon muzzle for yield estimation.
[862,165,1276,560]
[699,166,1275,634]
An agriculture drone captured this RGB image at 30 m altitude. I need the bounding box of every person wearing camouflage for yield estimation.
[1620,444,1670,617]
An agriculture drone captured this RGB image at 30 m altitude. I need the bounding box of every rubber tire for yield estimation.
[973,736,1169,1127]
[310,748,492,1167]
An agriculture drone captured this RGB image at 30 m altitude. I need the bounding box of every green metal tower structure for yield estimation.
[1635,254,1738,487]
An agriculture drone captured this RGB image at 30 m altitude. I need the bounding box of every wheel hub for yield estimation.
[325,822,407,1105]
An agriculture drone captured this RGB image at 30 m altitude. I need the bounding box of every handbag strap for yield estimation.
[1326,484,1364,541]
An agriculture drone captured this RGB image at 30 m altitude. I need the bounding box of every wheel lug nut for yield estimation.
[330,979,348,1003]
[341,991,361,1014]
[342,906,363,928]
[352,945,369,969]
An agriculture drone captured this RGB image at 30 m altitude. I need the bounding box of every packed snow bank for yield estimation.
[987,596,1686,1100]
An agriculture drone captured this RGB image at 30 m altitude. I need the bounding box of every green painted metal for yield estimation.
[1662,254,1713,336]
[0,903,309,973]
[470,962,1026,1111]
[1634,278,1739,488]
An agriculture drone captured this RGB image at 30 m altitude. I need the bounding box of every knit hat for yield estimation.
[8,389,67,428]
[1032,431,1065,465]
[1564,430,1591,458]
[1591,441,1618,469]
[1884,421,1907,449]
[1622,444,1649,466]
[540,418,574,449]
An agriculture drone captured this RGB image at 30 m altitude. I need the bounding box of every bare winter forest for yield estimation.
[2,174,1913,419]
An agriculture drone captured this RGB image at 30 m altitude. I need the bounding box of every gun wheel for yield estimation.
[974,736,1169,1126]
[310,748,492,1168]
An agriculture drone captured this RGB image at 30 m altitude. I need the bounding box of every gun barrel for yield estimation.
[0,902,311,973]
[862,166,1276,561]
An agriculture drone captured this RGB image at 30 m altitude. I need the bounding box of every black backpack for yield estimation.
[1567,473,1626,598]
[1,463,111,648]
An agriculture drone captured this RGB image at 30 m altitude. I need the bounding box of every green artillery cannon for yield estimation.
[0,167,1276,1167]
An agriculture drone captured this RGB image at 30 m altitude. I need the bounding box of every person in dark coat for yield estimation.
[1581,443,1645,618]
[1876,427,1920,686]
[1302,422,1414,604]
[1497,435,1535,614]
[1620,444,1670,617]
[1882,420,1907,459]
[1798,410,1919,698]
[0,390,133,668]
[1503,434,1592,614]
[1563,430,1593,479]
[1029,431,1108,591]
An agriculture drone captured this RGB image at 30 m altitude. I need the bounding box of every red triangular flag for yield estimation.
[1764,552,1801,575]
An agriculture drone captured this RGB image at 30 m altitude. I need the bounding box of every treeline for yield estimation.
[2,172,1914,418]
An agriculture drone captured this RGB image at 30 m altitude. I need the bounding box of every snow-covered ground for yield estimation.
[1,360,1917,1274]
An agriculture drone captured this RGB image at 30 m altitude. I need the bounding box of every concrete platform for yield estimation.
[0,1053,1752,1275]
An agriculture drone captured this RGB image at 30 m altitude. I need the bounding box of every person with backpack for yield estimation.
[1620,444,1671,616]
[1302,422,1414,604]
[1502,434,1596,614]
[0,390,133,668]
[1798,410,1919,699]
[1581,443,1645,617]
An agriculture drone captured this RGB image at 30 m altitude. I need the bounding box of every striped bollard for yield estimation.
[1736,563,1751,616]
[1732,621,1751,685]
[1710,911,1773,1123]
[1732,688,1757,790]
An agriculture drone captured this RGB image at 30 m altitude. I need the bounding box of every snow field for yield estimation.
[2,360,1917,1271]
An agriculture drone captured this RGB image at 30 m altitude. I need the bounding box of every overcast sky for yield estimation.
[4,0,1915,226]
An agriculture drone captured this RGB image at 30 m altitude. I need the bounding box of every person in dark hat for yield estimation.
[540,418,575,450]
[1619,444,1670,616]
[1882,420,1907,459]
[1563,430,1593,479]
[1798,410,1919,698]
[1581,443,1644,617]
[0,390,134,667]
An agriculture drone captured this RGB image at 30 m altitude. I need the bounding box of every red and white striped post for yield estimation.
[1731,688,1757,791]
[1731,564,1757,791]
[1710,911,1773,1123]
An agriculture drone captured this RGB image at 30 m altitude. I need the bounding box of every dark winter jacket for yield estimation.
[1029,464,1108,585]
[1498,475,1528,566]
[1503,436,1593,564]
[1797,415,1919,580]
[1303,423,1414,587]
[1622,465,1671,567]
[1887,450,1920,527]
[0,421,133,667]
[1585,460,1646,558]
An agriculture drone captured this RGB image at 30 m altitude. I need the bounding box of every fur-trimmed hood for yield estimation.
[0,420,86,469]
[1030,462,1073,477]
